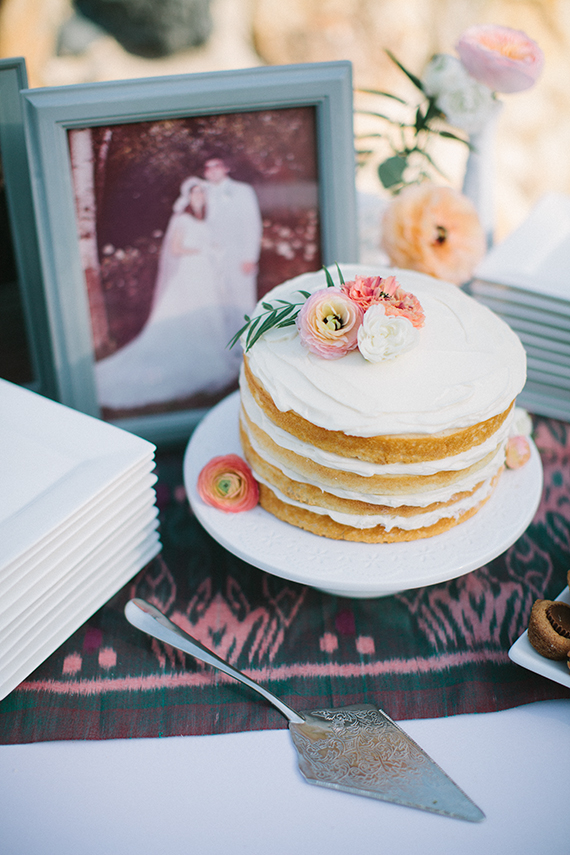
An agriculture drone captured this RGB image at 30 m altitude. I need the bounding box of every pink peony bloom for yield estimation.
[505,436,531,469]
[382,183,486,285]
[197,454,259,512]
[341,274,398,310]
[296,288,363,358]
[456,25,544,94]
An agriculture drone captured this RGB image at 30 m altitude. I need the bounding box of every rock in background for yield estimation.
[72,0,213,58]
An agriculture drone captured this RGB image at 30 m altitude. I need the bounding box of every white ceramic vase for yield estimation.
[462,100,503,248]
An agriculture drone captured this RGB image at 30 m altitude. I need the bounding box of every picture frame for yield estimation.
[21,61,359,444]
[0,57,57,399]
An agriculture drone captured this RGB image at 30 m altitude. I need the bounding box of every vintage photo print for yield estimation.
[68,107,321,420]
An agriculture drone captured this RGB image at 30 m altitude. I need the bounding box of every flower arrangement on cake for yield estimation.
[230,265,424,363]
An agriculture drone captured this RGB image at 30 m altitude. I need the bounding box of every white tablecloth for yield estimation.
[1,699,568,854]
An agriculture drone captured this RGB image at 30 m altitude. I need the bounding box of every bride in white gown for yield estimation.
[95,178,238,410]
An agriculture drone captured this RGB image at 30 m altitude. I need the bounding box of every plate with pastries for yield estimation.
[509,572,570,688]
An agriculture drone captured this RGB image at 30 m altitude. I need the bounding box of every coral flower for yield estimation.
[505,436,531,469]
[456,25,544,94]
[296,288,363,358]
[197,454,259,512]
[383,286,425,329]
[381,183,486,285]
[341,274,398,310]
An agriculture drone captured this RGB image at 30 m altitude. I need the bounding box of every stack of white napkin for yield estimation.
[0,379,161,700]
[467,193,570,421]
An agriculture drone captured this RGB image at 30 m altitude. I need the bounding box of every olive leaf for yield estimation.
[228,265,346,352]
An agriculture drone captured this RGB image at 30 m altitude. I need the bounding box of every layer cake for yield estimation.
[238,265,527,542]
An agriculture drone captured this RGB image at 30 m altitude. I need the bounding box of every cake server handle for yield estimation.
[124,598,305,724]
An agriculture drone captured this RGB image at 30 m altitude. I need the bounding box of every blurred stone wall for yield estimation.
[0,0,568,240]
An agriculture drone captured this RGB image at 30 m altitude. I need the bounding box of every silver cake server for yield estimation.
[125,598,484,822]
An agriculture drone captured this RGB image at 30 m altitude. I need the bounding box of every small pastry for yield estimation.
[528,599,570,660]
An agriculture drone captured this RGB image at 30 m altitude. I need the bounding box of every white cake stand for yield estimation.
[183,392,543,598]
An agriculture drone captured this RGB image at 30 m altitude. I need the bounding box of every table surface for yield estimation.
[2,201,569,851]
[1,699,568,855]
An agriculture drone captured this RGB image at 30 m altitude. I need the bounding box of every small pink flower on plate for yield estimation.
[505,435,531,469]
[456,25,544,94]
[197,454,259,512]
[296,288,363,358]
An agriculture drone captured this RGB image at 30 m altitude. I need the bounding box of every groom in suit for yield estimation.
[204,157,263,356]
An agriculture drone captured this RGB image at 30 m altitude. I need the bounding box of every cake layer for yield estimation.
[240,408,505,505]
[257,479,498,542]
[240,373,515,476]
[243,356,515,465]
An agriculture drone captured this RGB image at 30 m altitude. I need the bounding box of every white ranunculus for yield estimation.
[510,407,533,437]
[422,53,497,135]
[357,304,419,363]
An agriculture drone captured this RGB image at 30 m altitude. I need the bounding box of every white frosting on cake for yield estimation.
[244,265,527,437]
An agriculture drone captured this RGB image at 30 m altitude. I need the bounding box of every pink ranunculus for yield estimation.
[197,454,259,512]
[456,25,544,94]
[505,435,531,469]
[341,275,383,310]
[296,288,363,358]
[383,287,425,329]
[341,274,399,310]
[379,275,399,297]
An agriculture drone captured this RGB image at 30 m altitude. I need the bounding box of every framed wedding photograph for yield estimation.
[21,61,358,443]
[0,57,56,399]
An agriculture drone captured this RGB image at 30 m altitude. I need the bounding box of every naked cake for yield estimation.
[238,264,527,542]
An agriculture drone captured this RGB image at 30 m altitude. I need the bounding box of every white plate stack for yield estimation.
[0,379,161,700]
[466,193,570,421]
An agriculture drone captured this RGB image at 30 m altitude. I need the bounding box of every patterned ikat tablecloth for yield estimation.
[1,415,569,744]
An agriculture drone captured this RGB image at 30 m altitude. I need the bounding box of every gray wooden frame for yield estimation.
[0,57,57,399]
[21,61,358,444]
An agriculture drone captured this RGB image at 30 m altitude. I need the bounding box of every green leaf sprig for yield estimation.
[355,49,471,194]
[228,264,344,353]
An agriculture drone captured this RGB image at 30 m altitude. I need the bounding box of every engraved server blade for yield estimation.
[290,704,485,822]
[125,600,484,822]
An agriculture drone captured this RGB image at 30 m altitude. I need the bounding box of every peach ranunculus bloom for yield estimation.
[381,183,486,286]
[197,454,259,512]
[296,288,363,358]
[382,286,425,329]
[456,25,544,94]
[342,274,425,328]
[341,274,398,310]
